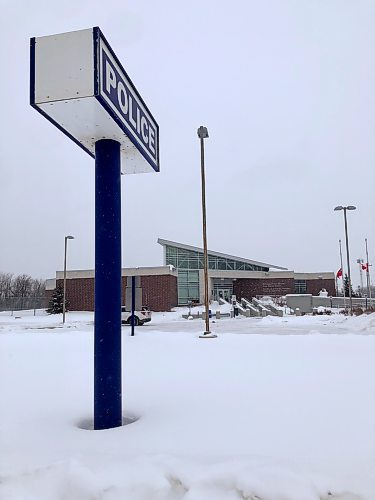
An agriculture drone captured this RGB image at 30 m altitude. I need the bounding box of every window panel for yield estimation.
[295,280,307,294]
[178,271,188,283]
[218,258,227,270]
[178,287,189,299]
[188,257,199,269]
[166,256,177,267]
[167,246,177,256]
[189,270,199,282]
[227,260,236,270]
[188,286,199,299]
[208,256,217,269]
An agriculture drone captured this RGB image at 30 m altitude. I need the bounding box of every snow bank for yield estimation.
[0,313,374,499]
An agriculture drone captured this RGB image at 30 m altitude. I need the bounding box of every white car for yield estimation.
[121,306,152,326]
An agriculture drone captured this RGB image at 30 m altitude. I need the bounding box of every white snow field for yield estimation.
[1,309,375,500]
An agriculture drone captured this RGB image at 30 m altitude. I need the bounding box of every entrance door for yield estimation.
[217,288,232,302]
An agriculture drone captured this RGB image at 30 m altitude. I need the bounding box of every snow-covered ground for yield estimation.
[1,308,375,499]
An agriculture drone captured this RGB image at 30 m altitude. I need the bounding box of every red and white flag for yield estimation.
[336,268,343,279]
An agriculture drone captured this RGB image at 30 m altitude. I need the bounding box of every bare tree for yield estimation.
[0,272,13,299]
[31,278,46,297]
[12,274,33,298]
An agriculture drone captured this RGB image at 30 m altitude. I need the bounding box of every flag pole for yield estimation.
[339,239,346,311]
[365,238,371,302]
[357,259,364,292]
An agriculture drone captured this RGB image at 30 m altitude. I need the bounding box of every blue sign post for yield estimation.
[94,139,122,429]
[30,27,159,430]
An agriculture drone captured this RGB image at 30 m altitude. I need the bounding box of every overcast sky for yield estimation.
[0,0,374,287]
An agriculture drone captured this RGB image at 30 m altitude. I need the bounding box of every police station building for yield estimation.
[46,238,336,311]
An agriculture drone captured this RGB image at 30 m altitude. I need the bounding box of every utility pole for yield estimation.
[197,126,216,339]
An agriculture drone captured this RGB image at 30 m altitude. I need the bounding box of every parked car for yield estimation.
[121,306,152,326]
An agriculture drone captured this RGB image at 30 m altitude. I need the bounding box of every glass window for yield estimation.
[178,271,188,284]
[178,287,189,299]
[188,270,199,282]
[167,246,176,256]
[198,255,204,269]
[218,258,227,270]
[295,280,307,294]
[177,259,189,269]
[188,286,199,298]
[166,256,177,267]
[188,256,199,269]
[208,256,217,269]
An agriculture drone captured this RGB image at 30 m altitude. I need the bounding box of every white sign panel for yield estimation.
[30,27,160,174]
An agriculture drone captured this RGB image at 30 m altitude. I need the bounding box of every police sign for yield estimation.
[99,38,158,169]
[30,27,159,174]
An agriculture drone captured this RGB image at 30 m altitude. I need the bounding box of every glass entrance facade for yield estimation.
[164,244,269,305]
[213,279,234,302]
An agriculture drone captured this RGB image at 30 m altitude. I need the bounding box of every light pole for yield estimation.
[63,235,74,324]
[338,239,346,311]
[197,126,216,339]
[334,205,356,315]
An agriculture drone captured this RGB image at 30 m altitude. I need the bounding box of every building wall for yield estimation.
[140,274,178,312]
[233,277,336,300]
[306,278,336,297]
[233,278,295,300]
[57,277,95,311]
[55,274,178,312]
[50,270,335,312]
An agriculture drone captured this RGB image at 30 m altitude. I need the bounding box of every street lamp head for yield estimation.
[197,126,209,139]
[334,205,356,211]
[66,235,75,240]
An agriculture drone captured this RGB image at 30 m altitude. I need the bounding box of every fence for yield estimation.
[0,297,50,314]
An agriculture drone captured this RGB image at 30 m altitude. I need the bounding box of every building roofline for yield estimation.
[157,238,288,270]
[55,265,177,280]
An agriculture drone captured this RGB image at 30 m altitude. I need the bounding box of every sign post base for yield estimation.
[199,332,217,339]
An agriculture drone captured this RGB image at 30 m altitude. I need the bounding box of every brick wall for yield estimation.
[306,278,336,297]
[53,274,335,312]
[233,277,336,300]
[56,274,178,312]
[56,278,95,311]
[233,278,295,300]
[140,275,178,312]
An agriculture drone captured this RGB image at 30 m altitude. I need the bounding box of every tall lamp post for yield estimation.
[334,206,356,315]
[197,126,216,339]
[338,239,346,311]
[63,235,74,324]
